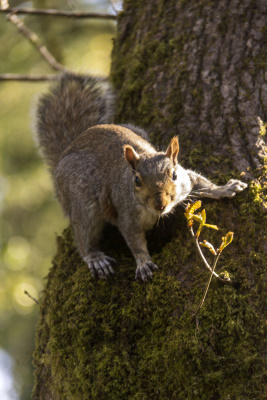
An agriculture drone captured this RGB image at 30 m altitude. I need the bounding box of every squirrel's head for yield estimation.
[124,137,190,216]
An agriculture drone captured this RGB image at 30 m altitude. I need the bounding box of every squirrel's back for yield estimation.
[35,73,115,170]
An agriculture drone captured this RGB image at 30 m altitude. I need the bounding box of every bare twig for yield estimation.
[24,290,39,305]
[1,0,68,72]
[67,0,77,12]
[0,7,117,20]
[0,73,57,81]
[108,0,119,15]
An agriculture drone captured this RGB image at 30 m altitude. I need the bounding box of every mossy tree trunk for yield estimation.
[33,1,266,399]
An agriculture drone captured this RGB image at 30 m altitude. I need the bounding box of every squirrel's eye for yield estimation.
[135,176,141,187]
[172,171,177,181]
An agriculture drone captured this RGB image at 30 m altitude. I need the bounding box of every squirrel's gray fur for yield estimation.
[35,73,247,281]
[36,73,115,170]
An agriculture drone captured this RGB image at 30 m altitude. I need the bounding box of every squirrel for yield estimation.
[35,73,247,281]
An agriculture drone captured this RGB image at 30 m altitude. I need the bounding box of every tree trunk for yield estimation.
[32,1,266,399]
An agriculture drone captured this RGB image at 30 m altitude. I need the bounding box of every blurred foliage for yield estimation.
[0,0,118,398]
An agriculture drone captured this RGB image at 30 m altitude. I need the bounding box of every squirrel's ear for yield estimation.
[166,136,179,165]
[124,145,140,171]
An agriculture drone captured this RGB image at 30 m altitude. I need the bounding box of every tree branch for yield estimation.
[108,0,119,15]
[0,7,117,20]
[0,0,68,72]
[0,73,57,81]
[24,290,39,305]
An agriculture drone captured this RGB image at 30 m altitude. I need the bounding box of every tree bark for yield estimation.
[32,1,266,399]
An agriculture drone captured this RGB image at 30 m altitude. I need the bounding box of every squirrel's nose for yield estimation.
[155,202,166,212]
[154,193,168,212]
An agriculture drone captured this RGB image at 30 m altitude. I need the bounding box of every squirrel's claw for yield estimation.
[135,261,159,281]
[84,253,117,279]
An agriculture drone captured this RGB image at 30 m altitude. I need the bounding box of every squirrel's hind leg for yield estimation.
[71,200,117,279]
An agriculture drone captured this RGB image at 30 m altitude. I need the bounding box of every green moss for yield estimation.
[33,0,266,398]
[33,173,266,399]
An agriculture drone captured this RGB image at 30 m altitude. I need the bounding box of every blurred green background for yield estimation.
[0,1,119,398]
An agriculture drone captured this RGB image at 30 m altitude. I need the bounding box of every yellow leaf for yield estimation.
[219,270,231,281]
[258,116,267,137]
[192,214,203,223]
[184,201,202,219]
[184,201,202,228]
[184,201,219,235]
[200,240,217,255]
[204,224,219,230]
[219,232,234,253]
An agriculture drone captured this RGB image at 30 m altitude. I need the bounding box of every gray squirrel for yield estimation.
[35,73,247,281]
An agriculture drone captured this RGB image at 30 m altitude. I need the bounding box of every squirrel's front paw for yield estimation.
[83,252,117,279]
[222,179,248,198]
[135,260,159,281]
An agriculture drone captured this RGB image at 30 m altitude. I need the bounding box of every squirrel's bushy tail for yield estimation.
[35,72,115,170]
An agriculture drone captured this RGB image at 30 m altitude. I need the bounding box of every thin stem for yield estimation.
[108,0,119,14]
[0,7,117,19]
[192,253,221,319]
[190,227,229,283]
[24,290,39,305]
